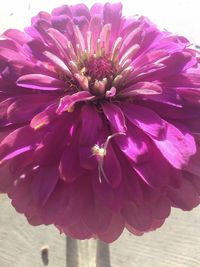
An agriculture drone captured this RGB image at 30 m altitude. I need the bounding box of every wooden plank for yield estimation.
[0,194,66,267]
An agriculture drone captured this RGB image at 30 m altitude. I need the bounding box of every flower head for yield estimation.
[1,2,200,242]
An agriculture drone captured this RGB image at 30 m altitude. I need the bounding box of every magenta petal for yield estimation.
[56,178,92,227]
[60,218,93,239]
[46,28,69,57]
[133,145,171,187]
[186,138,200,176]
[79,105,102,170]
[167,177,200,210]
[1,1,200,242]
[92,170,124,212]
[31,165,59,206]
[3,29,31,45]
[7,94,54,123]
[122,203,152,231]
[56,91,95,115]
[154,123,196,169]
[52,5,72,16]
[17,74,65,90]
[83,197,112,234]
[0,161,16,192]
[103,3,122,39]
[38,180,71,225]
[80,104,102,145]
[122,82,162,97]
[151,196,171,220]
[30,103,57,129]
[59,150,84,183]
[117,122,149,164]
[122,103,167,139]
[59,134,84,183]
[103,142,122,187]
[98,213,124,243]
[102,102,127,133]
[89,15,102,48]
[0,98,14,126]
[177,87,200,103]
[0,126,42,163]
[8,177,33,214]
[90,3,104,15]
[71,3,91,20]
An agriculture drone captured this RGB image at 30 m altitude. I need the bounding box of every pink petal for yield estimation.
[83,196,112,234]
[17,74,65,90]
[56,91,95,115]
[103,141,122,187]
[31,165,59,206]
[7,94,54,123]
[103,3,122,39]
[151,196,171,220]
[122,103,167,139]
[121,82,162,97]
[154,123,196,169]
[30,103,57,129]
[79,105,102,170]
[166,177,200,210]
[116,122,149,164]
[98,213,125,243]
[122,202,152,231]
[0,126,42,163]
[133,145,171,187]
[102,102,127,133]
[59,140,84,183]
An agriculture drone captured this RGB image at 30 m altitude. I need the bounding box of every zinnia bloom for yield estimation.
[1,2,200,243]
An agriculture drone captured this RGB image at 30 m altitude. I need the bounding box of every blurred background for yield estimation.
[0,0,200,45]
[0,0,200,266]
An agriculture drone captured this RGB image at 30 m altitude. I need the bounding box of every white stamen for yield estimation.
[120,66,134,80]
[112,74,123,87]
[96,39,102,57]
[111,37,123,61]
[91,132,126,183]
[119,44,140,66]
[119,59,132,71]
[102,78,108,88]
[75,74,89,91]
[87,31,92,55]
[69,60,79,74]
[73,25,85,52]
[121,25,143,52]
[66,41,77,61]
[76,43,82,60]
[93,80,106,95]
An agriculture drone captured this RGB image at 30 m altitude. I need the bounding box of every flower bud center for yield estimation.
[84,56,115,80]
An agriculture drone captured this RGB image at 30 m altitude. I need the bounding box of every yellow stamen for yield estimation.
[91,144,107,157]
[34,123,45,130]
[80,67,86,75]
[67,105,75,113]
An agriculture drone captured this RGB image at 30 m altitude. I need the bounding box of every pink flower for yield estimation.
[0,3,200,242]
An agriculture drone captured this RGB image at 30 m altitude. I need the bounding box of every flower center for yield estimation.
[47,24,140,98]
[84,56,115,81]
